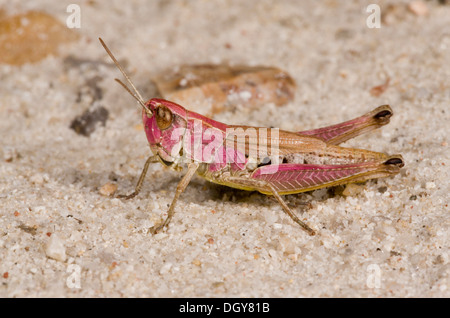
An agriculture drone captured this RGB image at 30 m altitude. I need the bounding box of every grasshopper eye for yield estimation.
[155,105,173,130]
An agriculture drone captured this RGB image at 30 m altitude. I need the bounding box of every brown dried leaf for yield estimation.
[154,64,296,115]
[0,11,79,65]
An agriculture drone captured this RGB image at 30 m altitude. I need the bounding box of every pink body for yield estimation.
[141,98,403,195]
[99,37,403,235]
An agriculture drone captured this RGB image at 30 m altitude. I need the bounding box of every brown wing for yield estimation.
[225,125,388,164]
[225,125,325,158]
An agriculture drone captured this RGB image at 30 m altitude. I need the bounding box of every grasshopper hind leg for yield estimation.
[268,185,316,235]
[219,175,317,235]
[297,105,394,145]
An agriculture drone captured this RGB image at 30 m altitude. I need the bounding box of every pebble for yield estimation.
[159,262,172,275]
[45,235,66,262]
[408,1,429,16]
[263,209,278,225]
[99,182,118,196]
[342,183,364,197]
[30,173,47,184]
[69,106,109,137]
[425,182,436,189]
[273,223,283,230]
[3,147,17,162]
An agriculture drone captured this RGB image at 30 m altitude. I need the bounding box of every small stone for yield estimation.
[179,78,188,87]
[45,234,66,262]
[279,235,296,255]
[263,209,278,225]
[99,182,118,196]
[30,173,44,184]
[342,183,364,197]
[425,182,436,189]
[159,262,172,275]
[273,223,283,230]
[239,90,252,101]
[3,147,19,162]
[70,106,109,137]
[378,186,388,193]
[408,1,429,16]
[192,259,201,266]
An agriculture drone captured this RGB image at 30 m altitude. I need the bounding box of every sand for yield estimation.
[0,0,448,297]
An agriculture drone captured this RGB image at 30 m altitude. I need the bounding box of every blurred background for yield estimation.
[0,0,448,297]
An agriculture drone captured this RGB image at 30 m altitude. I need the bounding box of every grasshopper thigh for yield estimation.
[297,105,393,145]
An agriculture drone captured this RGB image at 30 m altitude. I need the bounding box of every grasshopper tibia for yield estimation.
[269,184,316,235]
[117,155,159,200]
[149,162,200,234]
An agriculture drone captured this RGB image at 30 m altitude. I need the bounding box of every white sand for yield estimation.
[0,0,448,297]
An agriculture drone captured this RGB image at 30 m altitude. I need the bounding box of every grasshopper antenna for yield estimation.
[114,78,146,108]
[99,38,152,117]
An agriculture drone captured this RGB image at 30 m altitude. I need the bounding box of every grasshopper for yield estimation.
[99,38,404,236]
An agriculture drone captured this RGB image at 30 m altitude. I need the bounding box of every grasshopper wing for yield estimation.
[251,155,404,195]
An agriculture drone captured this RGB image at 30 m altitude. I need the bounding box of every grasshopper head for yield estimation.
[142,99,188,166]
[98,39,189,167]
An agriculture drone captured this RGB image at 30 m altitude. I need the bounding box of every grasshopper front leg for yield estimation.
[150,162,200,234]
[117,155,159,199]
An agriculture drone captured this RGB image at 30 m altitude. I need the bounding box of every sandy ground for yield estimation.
[0,0,448,297]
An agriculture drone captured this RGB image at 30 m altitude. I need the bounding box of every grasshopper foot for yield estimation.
[149,222,166,235]
[148,225,159,235]
[116,192,138,200]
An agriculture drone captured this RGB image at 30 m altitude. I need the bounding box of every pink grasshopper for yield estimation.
[100,39,404,236]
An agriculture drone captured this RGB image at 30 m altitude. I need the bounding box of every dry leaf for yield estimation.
[0,11,79,65]
[154,64,296,115]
